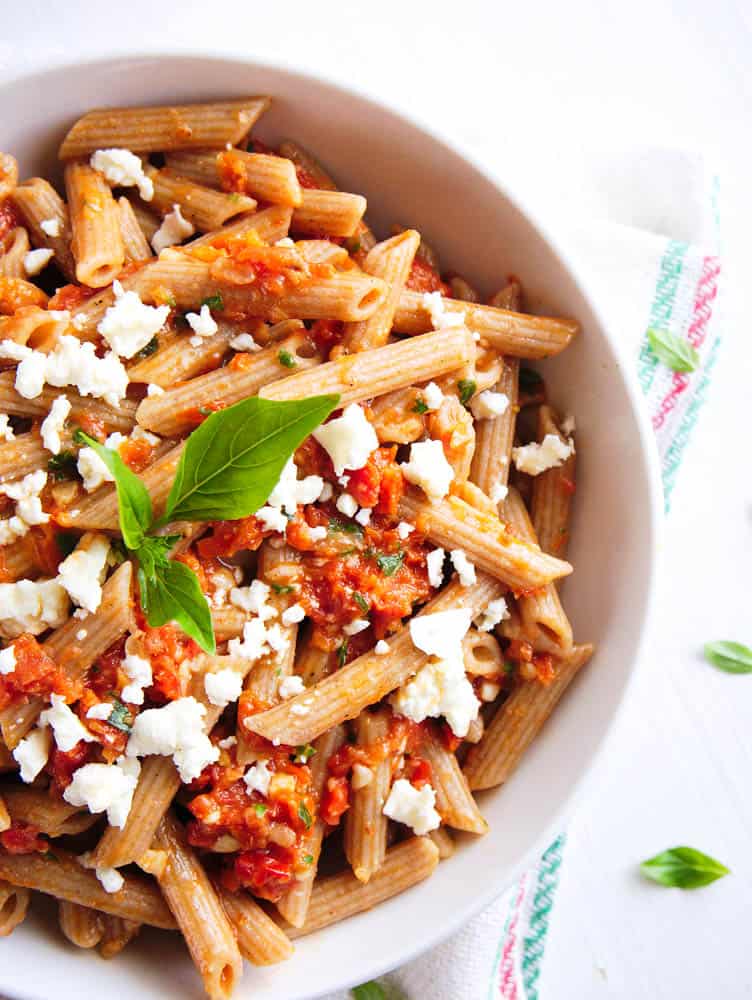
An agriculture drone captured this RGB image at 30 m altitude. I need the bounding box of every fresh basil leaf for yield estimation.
[337,640,348,668]
[374,550,404,576]
[139,558,215,654]
[412,397,429,414]
[352,983,385,1000]
[107,699,134,733]
[75,431,152,549]
[457,378,477,406]
[703,641,752,674]
[278,348,298,369]
[640,846,729,889]
[353,591,370,613]
[136,535,181,579]
[298,802,313,829]
[201,292,224,311]
[646,327,699,373]
[161,395,339,524]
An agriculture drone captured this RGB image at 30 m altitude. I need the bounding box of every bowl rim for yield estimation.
[0,50,665,997]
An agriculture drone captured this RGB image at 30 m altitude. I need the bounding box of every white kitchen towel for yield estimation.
[328,148,722,1000]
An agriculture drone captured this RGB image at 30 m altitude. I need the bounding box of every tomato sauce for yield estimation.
[197,515,266,560]
[0,821,47,855]
[405,257,450,296]
[49,740,94,793]
[0,202,20,244]
[47,283,97,312]
[0,634,70,712]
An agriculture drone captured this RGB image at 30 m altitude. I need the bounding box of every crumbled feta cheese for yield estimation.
[57,534,110,613]
[12,727,51,783]
[40,693,96,752]
[126,697,218,784]
[278,675,305,699]
[120,639,153,706]
[77,446,113,493]
[318,482,334,502]
[146,383,165,397]
[95,866,124,894]
[244,759,271,796]
[86,702,114,721]
[0,415,14,442]
[351,763,373,789]
[450,549,476,587]
[343,618,369,636]
[40,395,71,455]
[422,291,464,330]
[476,597,510,632]
[227,618,282,664]
[0,335,129,406]
[281,603,305,626]
[151,204,195,254]
[426,548,445,588]
[308,525,327,542]
[75,628,88,641]
[97,280,169,360]
[0,471,50,547]
[374,640,390,655]
[228,333,260,352]
[204,668,243,709]
[560,414,576,436]
[274,237,295,248]
[480,680,502,702]
[90,148,154,201]
[63,757,141,828]
[217,735,236,750]
[396,521,415,540]
[0,644,16,674]
[40,217,61,238]
[410,609,473,658]
[229,580,277,620]
[383,778,440,835]
[186,304,218,339]
[490,481,508,504]
[470,390,509,421]
[256,505,288,532]
[0,578,69,638]
[354,506,372,526]
[400,439,455,501]
[23,248,54,277]
[391,653,479,737]
[422,381,444,411]
[512,434,575,476]
[268,458,323,514]
[313,404,378,476]
[335,492,358,518]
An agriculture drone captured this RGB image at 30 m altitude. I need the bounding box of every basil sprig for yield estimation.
[76,393,339,653]
[351,983,386,1000]
[704,641,752,674]
[646,327,699,373]
[640,846,729,889]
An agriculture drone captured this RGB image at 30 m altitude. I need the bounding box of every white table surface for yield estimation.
[2,2,751,997]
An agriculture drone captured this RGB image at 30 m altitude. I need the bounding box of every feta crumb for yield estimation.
[217,735,237,750]
[0,470,50,546]
[0,577,69,638]
[351,763,373,789]
[185,304,218,339]
[470,390,509,420]
[40,218,61,238]
[426,548,445,588]
[0,415,14,442]
[374,640,390,655]
[422,381,444,411]
[120,639,153,706]
[281,603,305,626]
[383,778,440,835]
[229,580,277,620]
[422,291,464,330]
[256,505,288,533]
[400,439,455,502]
[244,759,271,796]
[95,866,124,894]
[23,248,54,277]
[313,404,378,476]
[396,521,415,540]
[75,628,88,641]
[63,757,141,828]
[256,458,323,534]
[335,492,358,518]
[308,525,327,542]
[512,434,575,476]
[0,644,16,674]
[343,618,369,636]
[204,668,243,709]
[450,549,476,587]
[12,727,51,783]
[354,506,372,527]
[228,333,260,352]
[0,335,129,406]
[40,693,97,752]
[97,280,169,360]
[57,534,110,613]
[90,148,154,201]
[228,619,277,664]
[490,481,508,505]
[151,204,195,254]
[476,597,510,632]
[86,702,114,721]
[278,675,305,699]
[410,609,473,658]
[480,680,502,702]
[126,697,218,783]
[317,481,334,502]
[146,383,165,397]
[40,395,71,455]
[77,446,113,493]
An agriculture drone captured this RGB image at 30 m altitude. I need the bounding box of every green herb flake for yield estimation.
[374,550,404,576]
[640,846,730,889]
[352,591,370,613]
[503,661,516,675]
[254,803,268,817]
[703,641,752,674]
[412,397,429,414]
[337,640,349,668]
[45,850,60,863]
[352,983,386,1000]
[271,583,295,595]
[278,348,298,369]
[457,378,477,407]
[646,327,700,373]
[107,699,133,733]
[293,744,317,764]
[298,802,313,829]
[47,450,77,480]
[201,293,224,312]
[134,335,160,361]
[345,237,361,255]
[328,516,363,537]
[303,853,314,865]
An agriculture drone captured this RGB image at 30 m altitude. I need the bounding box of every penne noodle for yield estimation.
[65,161,125,288]
[0,276,48,314]
[188,204,293,249]
[0,306,71,355]
[145,166,257,232]
[295,634,336,687]
[0,794,9,833]
[98,915,141,958]
[126,320,242,387]
[0,538,35,584]
[489,280,522,311]
[125,196,160,242]
[0,786,99,837]
[117,196,152,262]
[428,826,456,859]
[291,189,367,238]
[531,405,576,556]
[0,879,30,937]
[59,98,271,158]
[369,385,425,445]
[219,888,294,966]
[470,358,519,498]
[448,275,479,302]
[0,153,18,200]
[463,643,594,790]
[58,901,105,949]
[0,432,47,483]
[344,708,392,883]
[0,227,30,279]
[0,371,137,432]
[211,606,247,643]
[421,728,488,834]
[166,150,303,207]
[10,178,76,281]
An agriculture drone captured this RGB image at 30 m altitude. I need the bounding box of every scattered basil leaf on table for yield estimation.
[646,327,699,373]
[703,641,752,674]
[640,846,729,889]
[352,984,386,1000]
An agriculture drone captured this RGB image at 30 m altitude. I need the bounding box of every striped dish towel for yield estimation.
[329,150,721,1000]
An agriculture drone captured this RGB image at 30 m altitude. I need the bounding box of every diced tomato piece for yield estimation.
[309,319,344,356]
[49,740,93,792]
[0,821,47,855]
[0,634,69,712]
[319,775,349,827]
[405,257,450,295]
[223,845,296,902]
[47,283,97,312]
[197,515,266,559]
[217,149,248,193]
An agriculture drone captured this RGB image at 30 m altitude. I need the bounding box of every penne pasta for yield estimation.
[0,228,30,279]
[531,405,576,556]
[291,189,367,238]
[166,149,303,207]
[219,887,294,965]
[58,901,105,949]
[65,161,125,288]
[117,196,153,262]
[344,708,392,883]
[145,166,257,232]
[10,178,76,281]
[0,879,30,937]
[0,786,99,837]
[98,915,141,958]
[421,727,488,834]
[0,432,47,483]
[0,371,137,431]
[470,358,519,498]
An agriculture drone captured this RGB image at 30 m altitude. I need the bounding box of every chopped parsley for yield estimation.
[298,802,313,829]
[412,397,429,414]
[278,348,298,369]
[254,803,268,817]
[47,451,77,480]
[457,378,477,407]
[367,549,404,576]
[328,516,363,537]
[302,854,314,865]
[198,405,214,416]
[201,292,224,312]
[271,583,295,595]
[293,744,317,764]
[337,640,349,668]
[106,699,134,733]
[134,335,159,360]
[352,591,370,614]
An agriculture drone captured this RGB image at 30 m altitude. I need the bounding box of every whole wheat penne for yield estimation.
[282,837,439,938]
[369,385,424,444]
[188,204,293,249]
[0,228,30,279]
[59,900,105,948]
[291,189,367,238]
[344,708,392,883]
[219,888,294,965]
[0,306,71,355]
[117,196,152,262]
[127,318,258,387]
[531,405,576,556]
[295,633,336,686]
[398,487,572,591]
[10,178,76,281]
[0,276,48,314]
[489,280,522,311]
[155,812,243,1000]
[261,327,475,405]
[98,915,141,958]
[0,538,35,584]
[421,728,488,834]
[0,879,30,936]
[0,371,137,431]
[343,230,420,352]
[211,606,247,643]
[59,98,271,158]
[65,162,124,288]
[276,724,344,928]
[394,289,578,359]
[470,358,519,497]
[0,848,176,928]
[0,154,18,200]
[125,197,160,242]
[136,331,322,436]
[0,794,9,833]
[428,826,456,859]
[145,166,257,232]
[0,786,99,837]
[167,150,303,208]
[426,395,475,482]
[245,575,504,746]
[503,486,573,654]
[463,643,594,790]
[462,628,504,676]
[0,432,47,483]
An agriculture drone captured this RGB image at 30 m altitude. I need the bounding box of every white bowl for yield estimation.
[0,54,662,1000]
